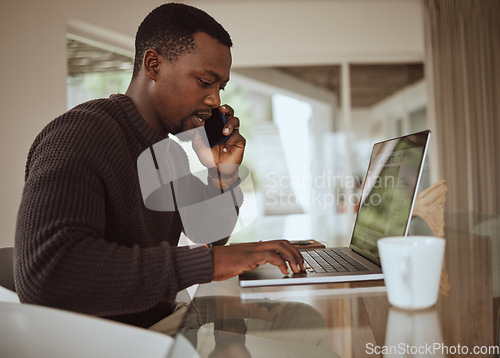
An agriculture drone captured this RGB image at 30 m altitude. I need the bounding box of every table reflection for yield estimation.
[384,307,443,358]
[178,296,337,358]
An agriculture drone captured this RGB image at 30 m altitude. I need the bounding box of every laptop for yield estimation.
[239,130,431,287]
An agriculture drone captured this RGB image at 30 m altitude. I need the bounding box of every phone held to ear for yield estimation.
[204,108,232,148]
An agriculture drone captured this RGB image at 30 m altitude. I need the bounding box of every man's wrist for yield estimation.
[208,169,239,190]
[173,245,213,289]
[204,243,214,257]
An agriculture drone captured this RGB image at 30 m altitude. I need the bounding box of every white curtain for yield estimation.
[424,0,500,215]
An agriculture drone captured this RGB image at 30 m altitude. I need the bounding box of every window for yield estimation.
[66,37,133,110]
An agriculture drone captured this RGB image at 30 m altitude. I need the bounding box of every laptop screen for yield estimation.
[350,130,430,265]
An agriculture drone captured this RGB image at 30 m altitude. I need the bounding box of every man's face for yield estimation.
[150,32,232,137]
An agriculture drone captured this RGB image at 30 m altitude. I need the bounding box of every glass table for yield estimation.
[177,213,499,357]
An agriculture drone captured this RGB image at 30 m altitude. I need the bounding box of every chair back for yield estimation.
[0,302,174,358]
[0,247,19,303]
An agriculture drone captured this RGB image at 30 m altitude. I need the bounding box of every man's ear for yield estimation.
[143,49,160,80]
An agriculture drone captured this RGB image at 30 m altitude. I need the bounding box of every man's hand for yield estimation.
[192,105,245,176]
[211,240,305,281]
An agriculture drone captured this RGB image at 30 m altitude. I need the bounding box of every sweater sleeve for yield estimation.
[15,112,213,318]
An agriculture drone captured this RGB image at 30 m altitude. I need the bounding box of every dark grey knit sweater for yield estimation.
[15,94,213,328]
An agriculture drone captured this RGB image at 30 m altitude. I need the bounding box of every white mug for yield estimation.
[378,236,445,310]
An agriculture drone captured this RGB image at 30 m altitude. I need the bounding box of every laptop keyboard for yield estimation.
[301,249,369,273]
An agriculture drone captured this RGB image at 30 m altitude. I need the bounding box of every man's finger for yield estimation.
[219,104,234,117]
[222,116,240,136]
[256,250,290,275]
[257,241,304,273]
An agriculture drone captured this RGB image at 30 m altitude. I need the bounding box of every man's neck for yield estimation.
[125,76,166,137]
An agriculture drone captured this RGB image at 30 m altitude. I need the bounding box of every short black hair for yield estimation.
[132,2,232,78]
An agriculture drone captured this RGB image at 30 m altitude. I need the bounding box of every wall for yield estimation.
[0,0,424,247]
[188,0,424,66]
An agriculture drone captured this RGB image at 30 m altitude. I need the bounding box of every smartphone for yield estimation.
[290,240,326,249]
[203,108,232,148]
